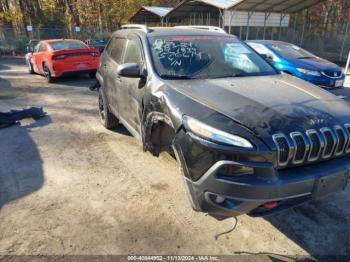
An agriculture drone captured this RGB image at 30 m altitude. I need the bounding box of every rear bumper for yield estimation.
[51,61,98,77]
[58,69,96,77]
[174,130,350,218]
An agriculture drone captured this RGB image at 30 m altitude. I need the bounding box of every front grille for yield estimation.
[322,70,342,78]
[273,125,350,168]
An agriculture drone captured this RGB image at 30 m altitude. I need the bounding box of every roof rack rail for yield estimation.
[174,25,227,34]
[120,24,150,33]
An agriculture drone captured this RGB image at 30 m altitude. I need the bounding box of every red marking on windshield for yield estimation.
[169,36,231,41]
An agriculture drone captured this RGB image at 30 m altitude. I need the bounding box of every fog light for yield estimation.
[215,195,225,204]
[218,164,254,177]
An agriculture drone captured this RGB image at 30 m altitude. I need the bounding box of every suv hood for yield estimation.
[165,74,350,137]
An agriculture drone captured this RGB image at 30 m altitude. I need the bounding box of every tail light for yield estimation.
[53,54,67,60]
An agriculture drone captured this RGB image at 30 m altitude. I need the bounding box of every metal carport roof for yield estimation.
[229,0,324,13]
[129,6,173,23]
[166,0,240,18]
[167,0,324,15]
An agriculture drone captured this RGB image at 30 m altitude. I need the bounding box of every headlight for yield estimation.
[183,116,254,148]
[297,68,321,76]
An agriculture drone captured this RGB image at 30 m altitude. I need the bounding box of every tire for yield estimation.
[89,72,96,79]
[43,63,55,83]
[98,88,119,129]
[27,60,34,74]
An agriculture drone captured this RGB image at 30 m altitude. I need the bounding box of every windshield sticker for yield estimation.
[223,44,259,73]
[225,43,252,55]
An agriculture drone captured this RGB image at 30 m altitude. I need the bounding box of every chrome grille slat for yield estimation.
[320,127,337,159]
[272,134,293,167]
[290,132,309,164]
[273,124,350,168]
[345,124,350,153]
[334,126,347,156]
[306,130,323,162]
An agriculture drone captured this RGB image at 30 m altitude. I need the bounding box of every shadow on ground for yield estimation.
[262,188,350,257]
[0,116,51,209]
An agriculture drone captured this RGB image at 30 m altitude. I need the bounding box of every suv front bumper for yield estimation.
[173,130,350,218]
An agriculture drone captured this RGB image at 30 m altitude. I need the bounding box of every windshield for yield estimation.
[90,39,105,45]
[50,41,88,51]
[148,35,277,79]
[267,43,316,60]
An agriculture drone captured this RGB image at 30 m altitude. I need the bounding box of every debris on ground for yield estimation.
[0,107,46,129]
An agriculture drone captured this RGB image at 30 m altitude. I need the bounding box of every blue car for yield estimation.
[246,40,345,89]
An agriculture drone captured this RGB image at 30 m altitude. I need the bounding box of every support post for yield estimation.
[246,12,253,40]
[229,11,233,34]
[345,51,350,75]
[219,9,223,28]
[340,21,349,62]
[263,12,270,40]
[300,20,306,46]
[279,13,285,40]
[293,12,298,43]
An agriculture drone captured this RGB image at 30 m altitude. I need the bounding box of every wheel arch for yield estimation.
[142,111,178,156]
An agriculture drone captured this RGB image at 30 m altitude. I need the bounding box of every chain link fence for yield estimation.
[0,27,115,55]
[227,21,350,64]
[1,22,350,64]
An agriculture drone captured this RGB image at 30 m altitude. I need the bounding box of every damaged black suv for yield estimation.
[96,25,350,218]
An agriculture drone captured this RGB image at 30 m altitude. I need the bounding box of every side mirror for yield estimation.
[117,63,141,78]
[260,54,268,60]
[260,54,275,65]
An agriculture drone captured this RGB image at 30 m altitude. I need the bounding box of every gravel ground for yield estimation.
[0,57,350,259]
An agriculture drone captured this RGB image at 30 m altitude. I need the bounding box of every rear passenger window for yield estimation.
[123,39,142,65]
[106,37,126,63]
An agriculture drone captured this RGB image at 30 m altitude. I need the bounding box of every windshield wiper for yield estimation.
[297,56,314,59]
[159,74,193,79]
[213,73,247,78]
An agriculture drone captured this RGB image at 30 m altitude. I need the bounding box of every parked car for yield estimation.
[86,39,106,53]
[27,39,100,82]
[246,40,345,89]
[96,25,350,218]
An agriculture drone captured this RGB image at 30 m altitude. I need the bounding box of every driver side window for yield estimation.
[123,39,142,66]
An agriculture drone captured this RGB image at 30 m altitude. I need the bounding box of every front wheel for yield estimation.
[98,88,119,129]
[43,63,55,83]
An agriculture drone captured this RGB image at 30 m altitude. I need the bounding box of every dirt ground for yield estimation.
[0,57,350,259]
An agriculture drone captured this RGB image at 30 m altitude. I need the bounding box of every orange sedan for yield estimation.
[28,39,100,82]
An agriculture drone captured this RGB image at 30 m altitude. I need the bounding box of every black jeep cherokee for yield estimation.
[96,25,350,218]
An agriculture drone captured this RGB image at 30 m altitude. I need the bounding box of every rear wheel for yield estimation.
[43,63,55,83]
[98,88,119,129]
